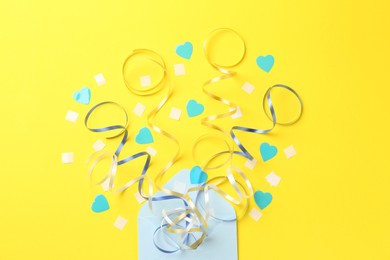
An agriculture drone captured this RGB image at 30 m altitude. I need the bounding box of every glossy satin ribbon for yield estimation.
[82,32,303,254]
[192,28,255,222]
[123,50,209,251]
[200,28,245,138]
[230,84,303,160]
[84,102,153,206]
[84,101,204,251]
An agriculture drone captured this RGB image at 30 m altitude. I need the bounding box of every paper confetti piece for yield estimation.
[230,107,242,119]
[133,102,146,117]
[260,142,278,162]
[172,181,187,194]
[146,146,157,156]
[65,110,79,123]
[249,208,263,221]
[92,139,105,151]
[186,100,204,117]
[135,127,154,144]
[134,192,146,204]
[266,172,281,187]
[73,87,91,105]
[91,194,110,213]
[284,145,296,159]
[140,75,151,87]
[169,107,182,121]
[242,82,255,94]
[94,73,106,86]
[176,42,193,59]
[254,191,273,210]
[244,158,257,170]
[174,64,186,76]
[256,55,275,73]
[190,166,208,184]
[61,152,74,164]
[114,216,128,230]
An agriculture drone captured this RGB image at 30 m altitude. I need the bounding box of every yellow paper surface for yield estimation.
[1,0,389,259]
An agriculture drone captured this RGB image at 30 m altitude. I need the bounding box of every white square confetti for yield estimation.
[172,181,187,194]
[140,75,151,87]
[284,145,297,159]
[134,192,146,204]
[146,146,157,156]
[61,152,74,164]
[244,158,257,170]
[230,107,242,119]
[242,82,255,94]
[266,172,281,187]
[92,139,105,151]
[94,73,106,86]
[65,110,79,123]
[169,107,182,121]
[174,64,186,76]
[114,216,128,230]
[249,208,262,221]
[133,102,146,117]
[101,178,110,192]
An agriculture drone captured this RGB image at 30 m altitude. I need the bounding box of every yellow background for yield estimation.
[1,0,389,259]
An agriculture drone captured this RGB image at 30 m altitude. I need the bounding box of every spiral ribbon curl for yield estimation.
[230,84,303,160]
[82,30,303,254]
[83,50,212,252]
[122,49,212,251]
[84,101,153,208]
[192,28,255,220]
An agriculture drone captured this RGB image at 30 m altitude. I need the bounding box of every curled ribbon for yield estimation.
[230,84,303,160]
[122,49,182,195]
[193,29,304,225]
[122,50,210,251]
[84,52,217,253]
[81,31,303,254]
[191,28,255,221]
[84,101,156,212]
[200,28,245,136]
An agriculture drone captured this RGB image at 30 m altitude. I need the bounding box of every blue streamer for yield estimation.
[230,84,303,159]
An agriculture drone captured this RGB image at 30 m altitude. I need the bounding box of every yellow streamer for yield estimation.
[122,49,208,249]
[191,28,254,220]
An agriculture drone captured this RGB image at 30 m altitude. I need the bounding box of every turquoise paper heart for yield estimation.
[73,87,91,105]
[256,55,274,73]
[91,194,110,213]
[254,190,272,210]
[135,127,154,144]
[190,166,208,184]
[176,42,193,60]
[186,99,204,117]
[260,142,278,162]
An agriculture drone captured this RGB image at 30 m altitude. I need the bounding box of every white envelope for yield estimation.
[138,169,238,260]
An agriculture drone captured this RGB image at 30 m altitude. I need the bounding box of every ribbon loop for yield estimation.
[231,84,303,159]
[81,31,303,255]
